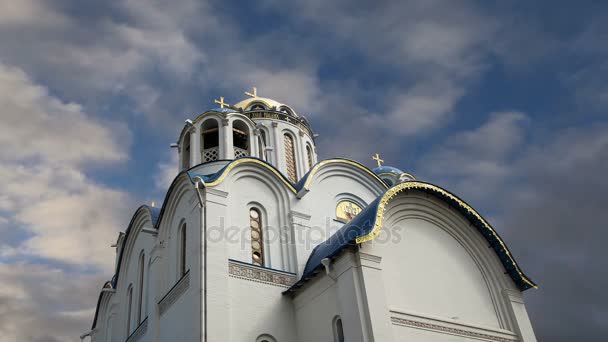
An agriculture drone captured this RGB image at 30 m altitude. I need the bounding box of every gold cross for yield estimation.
[214,96,230,108]
[244,87,257,98]
[372,153,384,167]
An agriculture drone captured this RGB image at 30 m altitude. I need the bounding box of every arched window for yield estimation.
[256,334,277,342]
[126,284,133,334]
[258,130,267,160]
[137,252,145,323]
[182,134,191,169]
[250,103,266,111]
[201,119,219,162]
[233,120,250,159]
[284,133,297,183]
[306,144,314,170]
[250,208,264,266]
[280,106,294,116]
[333,316,344,342]
[179,222,187,278]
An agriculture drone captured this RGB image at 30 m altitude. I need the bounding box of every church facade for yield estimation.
[85,90,538,342]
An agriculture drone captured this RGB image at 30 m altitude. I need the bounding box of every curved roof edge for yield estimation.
[190,157,297,192]
[295,158,388,192]
[92,204,161,329]
[285,181,537,295]
[188,157,387,195]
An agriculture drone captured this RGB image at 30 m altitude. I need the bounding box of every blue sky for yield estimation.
[0,0,606,340]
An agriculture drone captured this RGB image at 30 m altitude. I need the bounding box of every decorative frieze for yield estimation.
[158,271,190,316]
[228,260,296,287]
[390,317,518,342]
[126,317,148,342]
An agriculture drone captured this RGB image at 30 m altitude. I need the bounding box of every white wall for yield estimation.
[358,191,535,341]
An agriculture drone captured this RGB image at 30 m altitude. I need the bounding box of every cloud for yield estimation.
[0,262,103,341]
[0,64,128,165]
[0,0,66,27]
[0,62,133,270]
[155,151,178,192]
[418,111,528,201]
[384,78,466,135]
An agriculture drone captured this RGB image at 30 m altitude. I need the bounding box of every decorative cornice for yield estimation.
[126,317,148,342]
[390,317,518,342]
[158,271,190,316]
[228,260,296,288]
[359,252,382,264]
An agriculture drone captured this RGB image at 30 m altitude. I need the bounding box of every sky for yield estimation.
[0,0,606,340]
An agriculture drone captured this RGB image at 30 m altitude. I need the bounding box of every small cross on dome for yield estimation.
[373,153,384,167]
[214,96,230,108]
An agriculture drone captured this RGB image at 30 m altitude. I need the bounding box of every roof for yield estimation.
[284,181,537,295]
[373,165,404,176]
[233,96,299,117]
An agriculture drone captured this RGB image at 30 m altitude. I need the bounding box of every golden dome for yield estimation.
[233,96,299,117]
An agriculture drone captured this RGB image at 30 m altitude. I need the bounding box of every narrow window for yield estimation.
[126,285,133,334]
[250,208,264,266]
[258,130,267,160]
[180,222,187,277]
[333,316,344,342]
[284,134,297,182]
[306,144,313,170]
[137,253,145,323]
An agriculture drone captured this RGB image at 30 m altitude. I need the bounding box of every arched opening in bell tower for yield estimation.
[232,120,250,158]
[201,119,219,162]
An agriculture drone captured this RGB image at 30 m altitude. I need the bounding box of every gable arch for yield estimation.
[114,206,157,292]
[357,181,536,290]
[156,174,197,243]
[378,192,518,329]
[298,158,387,195]
[293,181,536,296]
[222,163,297,271]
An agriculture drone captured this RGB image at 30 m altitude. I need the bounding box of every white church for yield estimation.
[85,89,538,342]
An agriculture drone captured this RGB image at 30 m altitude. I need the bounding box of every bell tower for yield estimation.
[175,88,317,183]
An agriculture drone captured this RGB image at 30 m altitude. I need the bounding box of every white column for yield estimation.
[148,242,164,342]
[334,251,373,342]
[190,128,200,166]
[253,129,261,159]
[271,122,282,172]
[221,118,233,159]
[296,130,307,173]
[358,252,395,342]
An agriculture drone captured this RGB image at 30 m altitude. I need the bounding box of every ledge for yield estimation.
[158,270,190,316]
[228,259,296,288]
[126,317,148,342]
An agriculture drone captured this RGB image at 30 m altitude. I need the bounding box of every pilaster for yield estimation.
[503,289,538,342]
[358,251,394,342]
[190,127,200,166]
